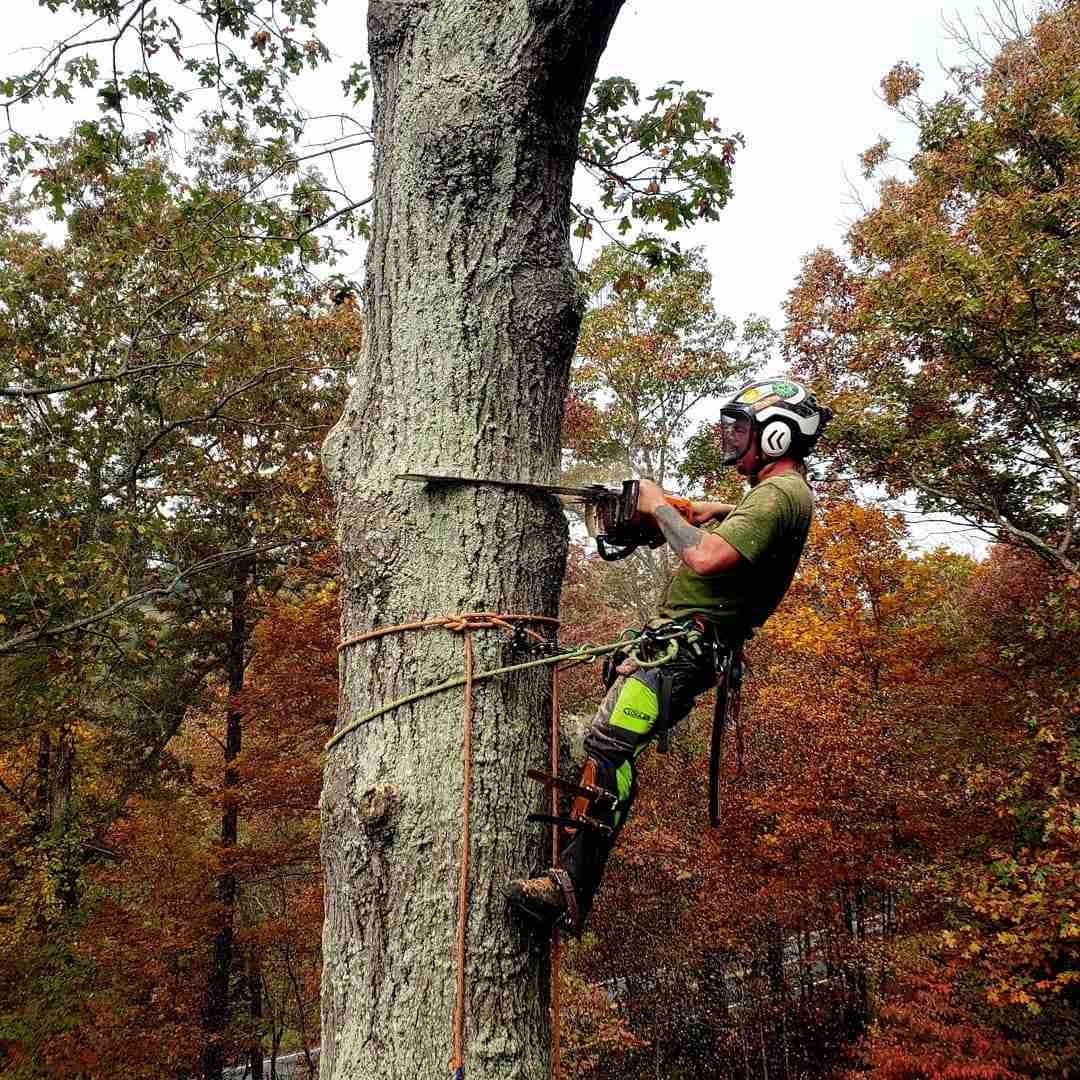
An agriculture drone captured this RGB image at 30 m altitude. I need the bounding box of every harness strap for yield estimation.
[656,670,674,754]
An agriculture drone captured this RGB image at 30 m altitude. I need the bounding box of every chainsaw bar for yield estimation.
[397,472,613,502]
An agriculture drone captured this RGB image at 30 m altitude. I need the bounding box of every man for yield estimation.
[506,378,832,936]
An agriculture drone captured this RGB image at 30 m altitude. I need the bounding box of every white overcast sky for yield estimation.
[5,0,1003,327]
[5,0,1009,553]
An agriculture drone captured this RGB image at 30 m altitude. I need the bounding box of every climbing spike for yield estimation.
[526,768,617,810]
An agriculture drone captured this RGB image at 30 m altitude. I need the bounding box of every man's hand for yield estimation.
[637,485,744,576]
[634,480,742,575]
[690,500,735,525]
[636,478,667,515]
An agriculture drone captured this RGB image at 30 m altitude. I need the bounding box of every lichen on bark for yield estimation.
[321,2,625,1076]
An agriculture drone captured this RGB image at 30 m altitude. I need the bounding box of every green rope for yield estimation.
[627,637,679,668]
[324,628,698,754]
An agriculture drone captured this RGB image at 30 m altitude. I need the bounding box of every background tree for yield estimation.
[565,243,759,609]
[779,3,1080,1071]
[0,127,355,1078]
[843,545,1080,1079]
[784,1,1080,574]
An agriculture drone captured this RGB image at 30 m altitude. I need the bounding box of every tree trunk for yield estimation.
[202,568,250,1079]
[51,722,78,914]
[248,948,265,1080]
[320,2,624,1075]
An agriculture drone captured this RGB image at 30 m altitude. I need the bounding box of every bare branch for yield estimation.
[0,359,206,398]
[0,538,311,657]
[127,361,312,481]
[0,1,150,112]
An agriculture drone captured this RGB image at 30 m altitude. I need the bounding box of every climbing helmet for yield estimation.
[718,379,832,464]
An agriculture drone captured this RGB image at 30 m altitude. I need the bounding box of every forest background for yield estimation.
[0,1,1078,1079]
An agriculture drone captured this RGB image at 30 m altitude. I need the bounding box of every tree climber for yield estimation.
[506,378,832,936]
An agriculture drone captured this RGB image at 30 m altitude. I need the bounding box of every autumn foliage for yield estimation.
[2,1,1080,1077]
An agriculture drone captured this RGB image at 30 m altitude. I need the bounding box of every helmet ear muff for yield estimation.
[760,420,793,458]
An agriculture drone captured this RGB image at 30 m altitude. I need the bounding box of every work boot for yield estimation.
[505,868,579,936]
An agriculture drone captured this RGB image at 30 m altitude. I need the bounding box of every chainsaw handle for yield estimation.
[662,494,694,521]
[593,482,694,561]
[596,535,638,561]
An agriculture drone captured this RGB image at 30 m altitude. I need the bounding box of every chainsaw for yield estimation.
[398,473,693,561]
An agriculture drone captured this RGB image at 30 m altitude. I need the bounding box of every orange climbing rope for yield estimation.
[550,667,563,1080]
[338,612,564,1080]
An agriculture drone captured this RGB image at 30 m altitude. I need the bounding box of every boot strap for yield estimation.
[549,868,580,936]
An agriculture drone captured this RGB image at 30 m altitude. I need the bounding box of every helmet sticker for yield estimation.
[736,385,766,404]
[772,380,799,398]
[751,394,781,413]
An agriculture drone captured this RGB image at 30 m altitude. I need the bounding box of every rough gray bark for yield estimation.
[320,1,624,1075]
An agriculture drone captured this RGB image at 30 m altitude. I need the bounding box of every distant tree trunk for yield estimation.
[51,722,78,914]
[248,948,264,1080]
[33,731,52,934]
[33,732,51,846]
[320,2,624,1075]
[32,725,78,920]
[202,564,251,1079]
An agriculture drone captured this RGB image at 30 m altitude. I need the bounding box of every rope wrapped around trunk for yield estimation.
[335,612,564,1080]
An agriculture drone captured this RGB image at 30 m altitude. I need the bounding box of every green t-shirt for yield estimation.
[657,472,813,640]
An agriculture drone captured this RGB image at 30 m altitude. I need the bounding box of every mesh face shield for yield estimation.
[719,406,754,466]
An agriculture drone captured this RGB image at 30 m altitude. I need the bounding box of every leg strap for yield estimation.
[527,813,613,838]
[656,670,674,753]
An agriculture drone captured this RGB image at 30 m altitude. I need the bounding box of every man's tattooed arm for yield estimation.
[654,504,707,559]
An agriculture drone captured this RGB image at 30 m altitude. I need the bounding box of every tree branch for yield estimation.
[127,361,312,481]
[0,538,310,656]
[0,359,205,398]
